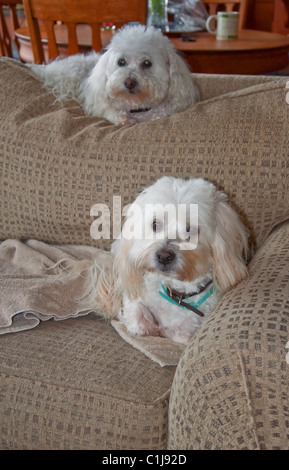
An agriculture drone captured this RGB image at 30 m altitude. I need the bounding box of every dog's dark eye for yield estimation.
[186,224,199,235]
[152,219,163,232]
[118,58,127,67]
[141,59,152,69]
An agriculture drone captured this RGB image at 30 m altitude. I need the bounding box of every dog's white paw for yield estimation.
[159,316,202,344]
[118,113,137,126]
[159,327,195,345]
[120,302,159,337]
[137,307,159,336]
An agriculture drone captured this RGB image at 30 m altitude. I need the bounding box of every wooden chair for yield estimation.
[272,0,289,34]
[202,0,248,30]
[22,0,147,63]
[0,1,22,57]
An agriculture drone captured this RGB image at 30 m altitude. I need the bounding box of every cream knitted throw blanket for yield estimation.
[0,239,184,366]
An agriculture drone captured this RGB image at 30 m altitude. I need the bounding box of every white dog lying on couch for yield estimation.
[28,24,200,125]
[80,177,248,345]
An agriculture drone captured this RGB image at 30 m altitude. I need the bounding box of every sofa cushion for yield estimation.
[0,314,176,449]
[168,221,289,450]
[0,58,289,250]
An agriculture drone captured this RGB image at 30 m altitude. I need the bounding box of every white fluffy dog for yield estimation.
[28,24,199,125]
[83,177,248,345]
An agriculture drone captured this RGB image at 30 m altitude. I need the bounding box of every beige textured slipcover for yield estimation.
[169,221,289,450]
[0,57,289,449]
[0,238,185,366]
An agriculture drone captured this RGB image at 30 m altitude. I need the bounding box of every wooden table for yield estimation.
[171,29,289,74]
[15,25,289,75]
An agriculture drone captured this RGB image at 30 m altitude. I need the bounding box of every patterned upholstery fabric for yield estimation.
[0,59,287,250]
[0,57,289,449]
[168,222,289,450]
[0,315,175,449]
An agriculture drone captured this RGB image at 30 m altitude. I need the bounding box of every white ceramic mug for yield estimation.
[206,11,239,40]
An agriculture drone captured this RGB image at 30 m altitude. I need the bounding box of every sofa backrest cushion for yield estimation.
[0,58,288,250]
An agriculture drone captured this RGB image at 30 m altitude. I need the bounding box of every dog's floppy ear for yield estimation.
[166,48,200,113]
[80,51,110,116]
[111,236,144,300]
[211,193,248,291]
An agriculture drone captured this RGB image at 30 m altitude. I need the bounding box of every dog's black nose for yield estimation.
[124,77,137,91]
[156,248,176,266]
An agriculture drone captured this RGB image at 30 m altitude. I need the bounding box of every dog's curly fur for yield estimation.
[27,24,200,125]
[80,177,248,345]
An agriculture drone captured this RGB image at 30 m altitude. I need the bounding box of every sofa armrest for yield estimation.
[168,221,289,450]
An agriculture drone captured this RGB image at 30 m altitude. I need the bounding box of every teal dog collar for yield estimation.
[159,281,214,317]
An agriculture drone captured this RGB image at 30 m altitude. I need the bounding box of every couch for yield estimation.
[0,57,289,450]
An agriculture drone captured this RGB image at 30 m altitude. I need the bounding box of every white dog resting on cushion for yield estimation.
[80,177,248,345]
[27,24,200,125]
